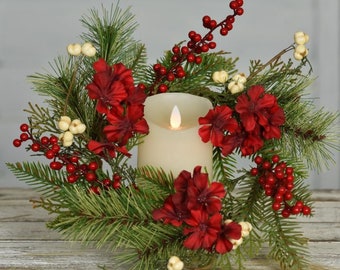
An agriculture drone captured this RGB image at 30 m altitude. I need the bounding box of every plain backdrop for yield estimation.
[1,0,339,188]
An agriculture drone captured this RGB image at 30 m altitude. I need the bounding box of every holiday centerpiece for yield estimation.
[7,2,339,270]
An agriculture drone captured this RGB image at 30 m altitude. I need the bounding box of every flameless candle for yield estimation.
[138,93,213,177]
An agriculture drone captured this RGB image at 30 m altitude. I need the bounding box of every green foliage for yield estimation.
[6,4,340,270]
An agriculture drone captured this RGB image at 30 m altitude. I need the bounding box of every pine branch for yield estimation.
[213,147,238,190]
[6,161,64,199]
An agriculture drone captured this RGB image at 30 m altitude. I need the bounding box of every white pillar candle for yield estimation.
[138,92,213,177]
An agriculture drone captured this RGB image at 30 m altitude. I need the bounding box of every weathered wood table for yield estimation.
[0,188,339,269]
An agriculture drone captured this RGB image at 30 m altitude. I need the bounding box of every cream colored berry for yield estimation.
[230,237,243,249]
[67,43,82,56]
[69,119,86,134]
[62,131,74,142]
[239,221,252,237]
[294,31,309,45]
[167,256,184,270]
[232,73,247,84]
[81,42,96,57]
[212,70,229,83]
[58,116,71,131]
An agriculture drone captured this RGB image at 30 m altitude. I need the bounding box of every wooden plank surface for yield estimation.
[1,188,339,270]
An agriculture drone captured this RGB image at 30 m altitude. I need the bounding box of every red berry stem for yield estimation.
[147,0,245,95]
[251,154,312,218]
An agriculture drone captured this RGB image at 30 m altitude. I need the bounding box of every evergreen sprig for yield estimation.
[6,4,339,270]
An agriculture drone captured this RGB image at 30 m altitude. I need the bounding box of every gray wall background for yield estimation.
[1,0,339,188]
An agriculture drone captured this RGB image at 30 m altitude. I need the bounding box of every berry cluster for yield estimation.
[250,155,311,218]
[13,123,121,194]
[150,0,244,94]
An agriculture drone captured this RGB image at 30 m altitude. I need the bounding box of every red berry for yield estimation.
[186,53,195,63]
[202,15,211,27]
[20,133,29,141]
[102,179,111,187]
[45,150,55,159]
[266,174,276,186]
[274,194,283,203]
[277,186,286,195]
[69,156,79,163]
[262,161,272,170]
[254,156,263,165]
[137,83,146,91]
[20,123,29,132]
[67,174,78,184]
[13,139,22,147]
[286,182,294,190]
[290,205,301,215]
[226,15,235,24]
[295,200,304,209]
[88,161,99,171]
[167,72,175,81]
[113,179,121,189]
[286,167,294,175]
[209,20,217,29]
[272,202,281,211]
[250,168,258,176]
[159,66,167,75]
[171,55,179,62]
[302,205,311,215]
[208,42,216,49]
[40,136,50,145]
[172,45,180,54]
[206,33,214,41]
[49,136,59,144]
[229,1,238,9]
[281,209,291,218]
[195,56,203,64]
[85,172,97,182]
[235,8,244,16]
[284,192,293,201]
[187,40,195,49]
[265,188,273,196]
[188,31,196,39]
[226,23,233,31]
[158,84,168,93]
[50,161,63,170]
[193,34,202,43]
[51,144,61,153]
[89,186,101,194]
[66,163,76,173]
[237,0,244,6]
[181,46,189,55]
[220,27,228,36]
[200,44,209,52]
[272,154,280,163]
[275,171,285,179]
[153,63,161,71]
[31,143,40,152]
[176,70,186,78]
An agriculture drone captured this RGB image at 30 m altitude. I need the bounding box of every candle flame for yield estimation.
[170,105,181,129]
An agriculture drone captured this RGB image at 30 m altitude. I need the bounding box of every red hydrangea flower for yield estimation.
[186,166,226,214]
[235,85,285,134]
[262,104,285,139]
[152,195,190,227]
[86,58,134,113]
[183,209,222,250]
[87,140,131,158]
[198,105,238,147]
[235,85,276,132]
[215,221,242,254]
[104,105,149,146]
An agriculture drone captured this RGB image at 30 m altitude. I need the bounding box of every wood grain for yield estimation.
[1,188,339,269]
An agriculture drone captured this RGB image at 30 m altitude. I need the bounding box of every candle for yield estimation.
[138,93,213,177]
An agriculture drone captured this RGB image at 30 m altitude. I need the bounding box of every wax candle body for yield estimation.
[138,93,213,177]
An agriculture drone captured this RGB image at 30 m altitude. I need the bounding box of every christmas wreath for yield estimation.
[7,2,339,270]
